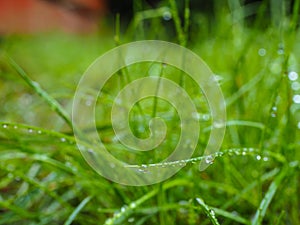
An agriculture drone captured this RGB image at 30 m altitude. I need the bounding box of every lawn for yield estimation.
[0,0,299,224]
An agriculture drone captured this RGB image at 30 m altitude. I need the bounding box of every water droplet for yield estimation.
[85,95,94,107]
[87,148,95,154]
[13,125,18,129]
[297,122,300,129]
[288,71,298,81]
[121,205,127,212]
[205,155,214,164]
[256,155,261,161]
[272,106,277,111]
[178,160,187,167]
[28,128,33,133]
[130,202,136,208]
[242,151,247,156]
[216,151,224,157]
[248,148,255,152]
[2,124,8,129]
[213,121,225,129]
[209,209,216,216]
[271,112,277,118]
[192,112,201,120]
[277,44,284,55]
[37,130,42,134]
[277,49,284,55]
[60,137,66,142]
[128,217,135,223]
[160,163,167,168]
[258,48,266,56]
[291,81,300,91]
[163,10,172,21]
[235,149,241,155]
[138,164,148,173]
[263,157,269,161]
[115,98,122,105]
[112,135,120,143]
[293,95,300,104]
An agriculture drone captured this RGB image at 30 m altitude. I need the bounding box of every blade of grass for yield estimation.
[251,162,298,225]
[195,197,220,225]
[6,56,72,128]
[211,207,250,225]
[104,179,192,225]
[64,196,92,225]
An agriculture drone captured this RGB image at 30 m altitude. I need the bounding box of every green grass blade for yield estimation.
[6,56,72,128]
[211,207,250,225]
[64,196,92,225]
[251,162,298,225]
[195,197,220,225]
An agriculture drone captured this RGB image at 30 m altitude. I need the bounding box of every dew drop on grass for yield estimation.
[60,137,66,142]
[215,151,224,157]
[138,164,148,173]
[87,148,95,155]
[2,124,8,129]
[291,81,300,91]
[163,10,172,21]
[288,71,298,81]
[293,95,300,104]
[297,122,300,129]
[130,202,136,208]
[205,155,214,164]
[263,157,269,162]
[120,205,127,212]
[192,112,200,121]
[256,155,261,161]
[37,130,42,134]
[213,121,225,129]
[209,209,216,217]
[128,217,135,223]
[271,112,277,118]
[28,128,33,133]
[13,125,18,129]
[202,114,210,121]
[178,160,187,167]
[258,48,266,56]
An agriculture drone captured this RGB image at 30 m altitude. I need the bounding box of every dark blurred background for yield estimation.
[0,0,297,34]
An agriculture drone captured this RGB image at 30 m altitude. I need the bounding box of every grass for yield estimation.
[0,0,300,224]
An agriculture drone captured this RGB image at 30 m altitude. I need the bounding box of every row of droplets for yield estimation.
[131,147,270,173]
[287,70,300,129]
[1,123,74,144]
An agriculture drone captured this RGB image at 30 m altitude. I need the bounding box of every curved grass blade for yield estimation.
[64,196,92,225]
[6,56,72,128]
[104,179,192,225]
[195,197,220,225]
[251,162,299,225]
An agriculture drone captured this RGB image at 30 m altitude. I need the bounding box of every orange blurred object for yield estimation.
[0,0,106,34]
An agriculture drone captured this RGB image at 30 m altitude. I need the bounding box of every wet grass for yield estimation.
[0,0,300,224]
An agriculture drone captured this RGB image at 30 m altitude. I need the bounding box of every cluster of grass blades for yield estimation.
[1,0,300,224]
